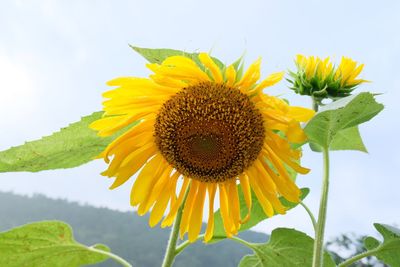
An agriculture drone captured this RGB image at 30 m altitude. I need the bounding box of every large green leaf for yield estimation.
[310,126,367,153]
[211,188,309,242]
[0,221,111,267]
[361,224,400,266]
[130,46,225,71]
[238,228,336,267]
[0,112,120,173]
[304,92,383,150]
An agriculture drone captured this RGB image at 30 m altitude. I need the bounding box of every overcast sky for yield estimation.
[0,0,399,240]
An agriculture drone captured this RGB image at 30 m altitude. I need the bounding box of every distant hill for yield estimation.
[0,192,268,267]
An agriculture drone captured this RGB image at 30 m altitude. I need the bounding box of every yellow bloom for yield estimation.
[289,55,368,100]
[91,53,314,242]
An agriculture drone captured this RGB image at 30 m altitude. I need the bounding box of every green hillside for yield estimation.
[0,192,267,267]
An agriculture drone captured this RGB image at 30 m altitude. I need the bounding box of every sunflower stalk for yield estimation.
[161,186,190,267]
[312,144,331,267]
[311,96,319,112]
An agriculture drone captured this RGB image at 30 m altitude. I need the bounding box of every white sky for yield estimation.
[0,0,399,240]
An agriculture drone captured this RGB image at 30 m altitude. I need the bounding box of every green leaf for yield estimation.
[130,46,225,71]
[310,126,367,152]
[362,224,400,266]
[211,188,309,242]
[330,126,367,152]
[0,221,110,267]
[238,228,336,267]
[0,112,124,173]
[304,92,383,149]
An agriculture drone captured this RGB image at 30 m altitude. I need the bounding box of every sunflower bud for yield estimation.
[288,55,369,102]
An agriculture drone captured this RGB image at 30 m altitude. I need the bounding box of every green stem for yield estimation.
[337,248,379,267]
[89,246,132,267]
[312,97,319,112]
[312,148,330,267]
[300,201,317,231]
[230,236,260,253]
[161,188,190,267]
[175,234,204,255]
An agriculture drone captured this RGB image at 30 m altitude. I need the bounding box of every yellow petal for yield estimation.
[130,154,163,205]
[102,119,154,161]
[204,183,217,242]
[149,185,171,227]
[296,54,307,67]
[138,165,173,215]
[105,77,177,95]
[158,56,210,82]
[252,71,284,93]
[253,160,277,193]
[219,183,234,237]
[286,120,308,144]
[227,179,240,231]
[225,65,236,86]
[101,133,153,176]
[150,74,187,88]
[253,161,286,214]
[168,172,180,208]
[149,171,181,227]
[239,174,252,224]
[260,157,301,203]
[162,177,189,227]
[247,169,274,217]
[91,112,155,137]
[199,53,223,83]
[286,107,315,122]
[236,58,261,90]
[162,56,200,68]
[109,143,156,189]
[188,183,207,242]
[264,143,310,176]
[180,180,199,239]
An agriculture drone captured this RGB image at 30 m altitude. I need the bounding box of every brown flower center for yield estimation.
[154,82,265,182]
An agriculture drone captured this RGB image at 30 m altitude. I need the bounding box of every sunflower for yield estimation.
[288,55,368,101]
[90,53,314,242]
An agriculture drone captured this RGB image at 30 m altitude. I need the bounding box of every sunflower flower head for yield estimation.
[90,52,315,243]
[288,55,369,101]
